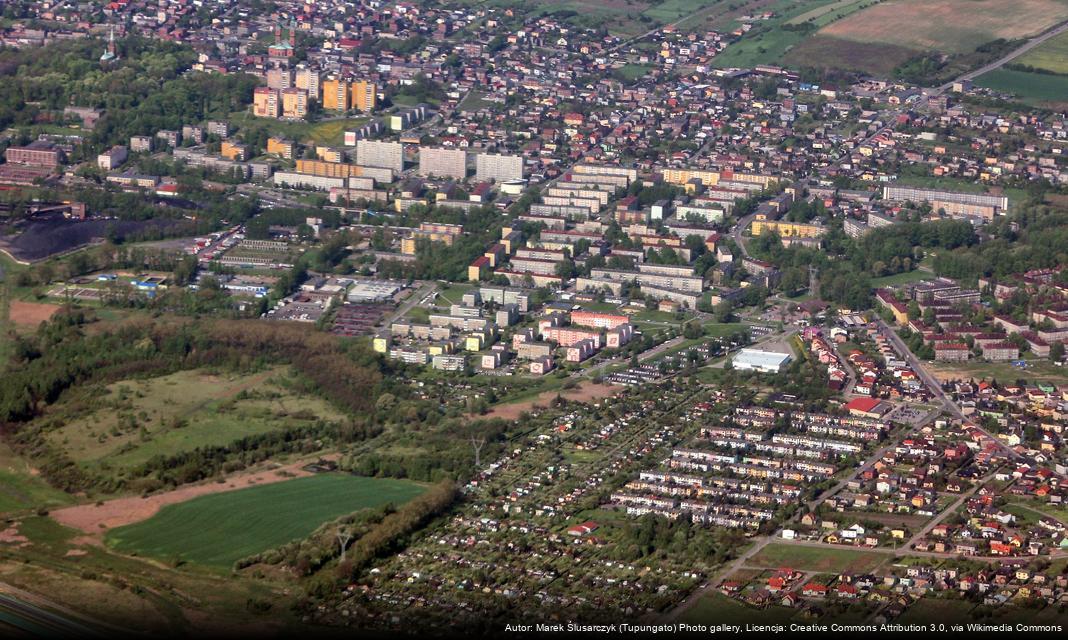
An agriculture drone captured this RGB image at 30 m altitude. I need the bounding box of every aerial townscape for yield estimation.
[3,0,1068,637]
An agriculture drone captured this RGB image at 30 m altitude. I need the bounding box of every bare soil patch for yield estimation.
[9,300,60,326]
[476,381,620,421]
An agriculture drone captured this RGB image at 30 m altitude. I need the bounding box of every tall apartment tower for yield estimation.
[322,78,350,111]
[476,153,524,183]
[294,66,320,102]
[352,81,377,112]
[356,140,404,173]
[418,147,467,179]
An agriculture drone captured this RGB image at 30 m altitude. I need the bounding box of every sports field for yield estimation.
[1015,30,1068,74]
[106,474,426,567]
[748,543,887,573]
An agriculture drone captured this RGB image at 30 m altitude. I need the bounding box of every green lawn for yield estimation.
[435,283,475,305]
[975,68,1068,107]
[870,270,934,287]
[681,591,797,625]
[1011,29,1068,74]
[106,474,426,567]
[896,597,975,624]
[229,112,369,147]
[928,358,1068,387]
[749,543,887,573]
[0,443,73,514]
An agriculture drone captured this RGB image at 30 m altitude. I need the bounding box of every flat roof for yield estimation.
[733,348,792,368]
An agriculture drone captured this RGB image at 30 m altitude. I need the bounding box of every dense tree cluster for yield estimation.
[0,37,258,154]
[1,316,398,491]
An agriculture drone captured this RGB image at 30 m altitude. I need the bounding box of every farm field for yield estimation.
[106,474,427,567]
[749,543,888,573]
[43,367,348,473]
[1014,30,1068,74]
[710,0,871,69]
[975,68,1068,107]
[820,0,1068,54]
[786,0,1068,76]
[641,0,712,23]
[0,516,299,635]
[783,35,918,77]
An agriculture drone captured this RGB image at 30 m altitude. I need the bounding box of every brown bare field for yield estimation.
[476,381,621,421]
[9,300,60,326]
[784,35,920,76]
[821,0,1068,53]
[50,457,334,537]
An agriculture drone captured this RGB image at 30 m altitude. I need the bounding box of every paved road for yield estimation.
[933,19,1068,94]
[0,586,105,638]
[730,211,757,260]
[874,318,1023,462]
[662,403,941,622]
[903,473,991,549]
[382,281,437,327]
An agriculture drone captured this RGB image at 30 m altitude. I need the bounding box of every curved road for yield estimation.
[933,19,1068,94]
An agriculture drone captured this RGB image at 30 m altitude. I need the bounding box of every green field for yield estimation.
[870,269,935,287]
[780,0,1068,77]
[229,112,368,147]
[975,68,1068,107]
[0,443,73,514]
[787,0,868,25]
[1015,30,1068,74]
[681,592,798,625]
[712,0,872,69]
[749,543,887,573]
[106,474,426,567]
[45,368,348,472]
[642,0,712,23]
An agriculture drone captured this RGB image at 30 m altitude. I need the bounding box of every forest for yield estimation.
[0,36,258,154]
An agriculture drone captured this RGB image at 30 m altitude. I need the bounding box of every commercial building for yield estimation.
[732,349,792,373]
[5,141,62,168]
[475,153,524,183]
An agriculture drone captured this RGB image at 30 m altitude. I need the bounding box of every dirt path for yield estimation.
[474,381,620,421]
[50,456,336,537]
